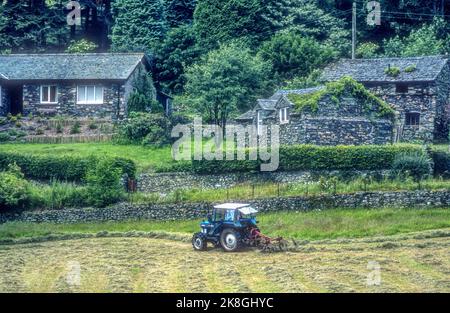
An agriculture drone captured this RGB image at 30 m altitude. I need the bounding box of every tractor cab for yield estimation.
[200,203,258,235]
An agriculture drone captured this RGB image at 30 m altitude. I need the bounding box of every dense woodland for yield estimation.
[2,0,450,123]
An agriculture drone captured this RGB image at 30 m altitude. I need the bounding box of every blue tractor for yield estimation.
[192,203,286,252]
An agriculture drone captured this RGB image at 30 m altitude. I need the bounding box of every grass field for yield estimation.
[1,208,449,292]
[0,143,174,172]
[0,229,448,292]
[1,208,450,241]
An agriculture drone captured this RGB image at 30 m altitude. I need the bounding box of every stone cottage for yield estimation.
[0,53,172,119]
[238,55,450,145]
[321,56,450,142]
[236,83,394,146]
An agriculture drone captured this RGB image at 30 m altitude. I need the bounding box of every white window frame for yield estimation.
[257,110,263,136]
[40,85,58,104]
[279,107,289,124]
[77,85,104,104]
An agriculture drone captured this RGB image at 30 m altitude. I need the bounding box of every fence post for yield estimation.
[277,183,280,197]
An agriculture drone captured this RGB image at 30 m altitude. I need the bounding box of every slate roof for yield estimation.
[236,87,324,120]
[321,56,449,83]
[0,53,148,81]
[269,86,325,100]
[256,99,278,110]
[235,110,255,121]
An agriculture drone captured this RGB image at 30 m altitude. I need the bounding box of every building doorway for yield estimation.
[8,85,23,115]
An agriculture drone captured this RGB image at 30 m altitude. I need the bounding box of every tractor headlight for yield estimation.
[202,228,207,234]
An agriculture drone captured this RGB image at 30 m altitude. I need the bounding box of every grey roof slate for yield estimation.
[236,86,324,121]
[256,99,278,110]
[0,53,147,81]
[321,56,449,83]
[235,110,255,121]
[270,86,325,100]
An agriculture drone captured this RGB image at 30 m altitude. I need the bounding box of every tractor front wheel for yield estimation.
[192,233,207,251]
[220,229,241,252]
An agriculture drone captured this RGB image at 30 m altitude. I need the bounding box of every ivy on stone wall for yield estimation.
[287,76,395,118]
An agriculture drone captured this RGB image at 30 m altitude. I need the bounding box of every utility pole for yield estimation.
[352,1,356,59]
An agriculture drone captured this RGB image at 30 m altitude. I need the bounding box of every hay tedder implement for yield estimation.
[192,203,288,252]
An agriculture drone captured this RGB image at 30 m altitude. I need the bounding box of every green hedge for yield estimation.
[0,151,136,181]
[190,144,425,174]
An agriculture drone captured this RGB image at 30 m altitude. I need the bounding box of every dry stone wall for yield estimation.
[1,190,448,224]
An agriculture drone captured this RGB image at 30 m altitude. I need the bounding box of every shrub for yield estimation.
[191,144,425,174]
[70,121,81,134]
[431,150,450,178]
[56,122,63,134]
[392,152,432,184]
[28,181,89,210]
[384,66,401,77]
[0,152,136,181]
[0,163,29,209]
[0,133,10,142]
[35,128,45,135]
[86,158,126,207]
[116,112,171,146]
[404,64,417,73]
[88,121,98,130]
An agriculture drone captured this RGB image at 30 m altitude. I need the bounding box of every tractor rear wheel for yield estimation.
[220,229,241,252]
[192,233,207,251]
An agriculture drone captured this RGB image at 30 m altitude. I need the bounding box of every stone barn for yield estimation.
[321,56,450,142]
[236,79,395,146]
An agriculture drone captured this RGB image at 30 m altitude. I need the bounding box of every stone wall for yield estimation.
[366,82,437,142]
[1,190,448,224]
[434,62,450,140]
[275,96,393,146]
[137,170,391,193]
[22,82,125,119]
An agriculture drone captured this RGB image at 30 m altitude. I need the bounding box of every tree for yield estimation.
[383,21,446,57]
[127,68,160,113]
[184,43,271,129]
[154,25,201,94]
[286,1,350,56]
[111,0,167,52]
[165,0,197,27]
[193,0,293,51]
[356,42,380,59]
[259,32,335,80]
[0,0,68,53]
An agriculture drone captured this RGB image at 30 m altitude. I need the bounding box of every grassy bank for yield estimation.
[1,207,449,241]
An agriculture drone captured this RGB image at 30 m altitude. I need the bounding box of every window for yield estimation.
[40,85,57,103]
[77,86,104,104]
[396,84,408,93]
[257,110,263,135]
[279,107,289,123]
[405,112,420,126]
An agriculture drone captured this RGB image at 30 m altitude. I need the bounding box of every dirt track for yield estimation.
[0,230,449,292]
